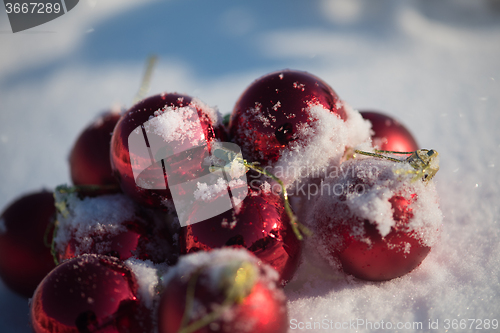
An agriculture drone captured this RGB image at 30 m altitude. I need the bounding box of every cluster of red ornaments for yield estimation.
[0,69,440,332]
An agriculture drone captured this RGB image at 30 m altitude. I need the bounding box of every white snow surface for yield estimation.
[1,1,500,332]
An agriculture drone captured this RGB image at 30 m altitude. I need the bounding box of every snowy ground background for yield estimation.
[1,0,499,332]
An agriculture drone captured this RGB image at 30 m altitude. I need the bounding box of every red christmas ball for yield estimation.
[229,69,347,166]
[0,191,56,298]
[31,254,152,333]
[337,195,431,281]
[59,225,143,262]
[110,93,226,208]
[309,158,441,281]
[180,185,302,285]
[360,111,419,152]
[69,111,122,186]
[158,248,288,333]
[53,192,179,265]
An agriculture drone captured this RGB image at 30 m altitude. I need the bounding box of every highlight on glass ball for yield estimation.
[0,66,442,333]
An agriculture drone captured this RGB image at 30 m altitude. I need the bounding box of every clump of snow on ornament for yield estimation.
[146,105,206,146]
[53,190,179,264]
[305,157,443,281]
[274,102,371,186]
[158,248,288,333]
[190,97,223,127]
[193,178,229,202]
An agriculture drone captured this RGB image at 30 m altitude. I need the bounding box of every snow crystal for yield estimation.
[272,101,282,111]
[260,181,272,194]
[161,248,280,291]
[293,81,305,91]
[193,177,228,202]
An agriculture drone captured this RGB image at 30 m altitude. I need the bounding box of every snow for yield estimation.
[194,177,229,202]
[52,191,178,263]
[159,248,285,330]
[304,157,443,272]
[125,258,168,310]
[307,157,442,242]
[53,192,135,256]
[274,102,372,186]
[1,0,500,332]
[160,247,281,299]
[146,105,206,146]
[191,97,223,127]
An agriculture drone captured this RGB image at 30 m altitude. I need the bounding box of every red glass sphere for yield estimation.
[0,191,56,298]
[180,185,302,285]
[31,254,152,333]
[110,93,225,208]
[54,193,179,265]
[69,111,121,186]
[360,111,419,152]
[229,69,347,165]
[310,159,434,281]
[337,195,431,281]
[59,225,141,262]
[57,216,178,264]
[158,249,288,333]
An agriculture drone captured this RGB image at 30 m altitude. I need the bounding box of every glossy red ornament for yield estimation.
[158,249,288,333]
[31,254,152,333]
[0,191,56,298]
[59,224,142,262]
[54,192,179,265]
[180,185,301,285]
[337,195,430,281]
[360,111,419,152]
[310,158,436,281]
[57,215,178,265]
[70,111,122,186]
[110,93,226,208]
[229,69,347,165]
